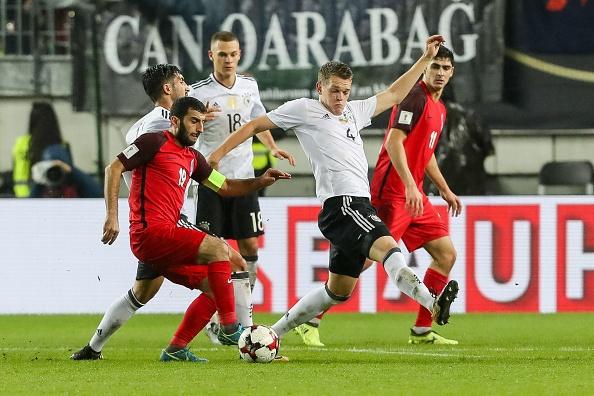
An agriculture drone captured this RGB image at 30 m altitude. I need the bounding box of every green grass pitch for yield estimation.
[1,313,593,395]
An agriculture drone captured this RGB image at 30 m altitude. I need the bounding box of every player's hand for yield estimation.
[259,168,292,187]
[101,215,120,245]
[405,185,424,217]
[206,154,219,170]
[440,190,462,217]
[423,35,445,60]
[204,101,221,122]
[271,148,296,166]
[226,242,247,271]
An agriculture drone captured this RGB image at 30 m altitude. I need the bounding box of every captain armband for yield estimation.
[206,169,226,191]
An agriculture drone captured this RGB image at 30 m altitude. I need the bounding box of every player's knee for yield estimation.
[437,249,457,271]
[445,248,457,266]
[132,278,162,304]
[198,236,230,263]
[238,238,258,257]
[325,283,351,304]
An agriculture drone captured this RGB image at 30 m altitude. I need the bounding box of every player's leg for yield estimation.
[160,277,214,363]
[196,186,253,341]
[272,271,355,338]
[294,258,376,347]
[196,234,244,345]
[71,264,163,360]
[202,240,251,344]
[237,237,259,291]
[233,192,264,291]
[401,199,458,343]
[408,236,458,344]
[294,312,326,347]
[368,234,458,325]
[281,196,371,340]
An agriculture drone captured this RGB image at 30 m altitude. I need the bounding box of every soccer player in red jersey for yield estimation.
[101,96,290,361]
[370,45,461,345]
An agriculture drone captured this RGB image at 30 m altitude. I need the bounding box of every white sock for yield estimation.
[244,256,258,291]
[272,285,344,337]
[383,248,435,311]
[307,316,322,327]
[89,289,143,352]
[412,326,432,334]
[208,312,220,328]
[231,271,253,327]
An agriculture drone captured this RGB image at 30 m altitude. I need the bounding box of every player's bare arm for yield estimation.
[201,168,291,198]
[255,130,296,166]
[373,35,444,117]
[425,154,462,216]
[208,115,279,169]
[385,128,424,217]
[102,158,126,245]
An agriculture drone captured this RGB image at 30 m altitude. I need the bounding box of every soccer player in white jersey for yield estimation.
[189,31,295,343]
[208,35,459,344]
[71,64,252,362]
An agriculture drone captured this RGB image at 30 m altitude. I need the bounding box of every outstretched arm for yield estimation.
[208,115,279,169]
[201,168,291,198]
[373,35,444,117]
[102,158,125,245]
[425,154,462,216]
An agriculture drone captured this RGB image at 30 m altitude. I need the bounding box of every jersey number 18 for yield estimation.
[227,113,241,133]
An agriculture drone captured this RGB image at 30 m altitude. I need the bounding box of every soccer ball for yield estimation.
[238,325,279,363]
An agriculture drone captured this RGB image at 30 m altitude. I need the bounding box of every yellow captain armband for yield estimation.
[205,168,226,191]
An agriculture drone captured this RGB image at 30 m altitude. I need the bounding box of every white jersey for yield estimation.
[125,106,171,145]
[267,97,377,202]
[189,73,266,179]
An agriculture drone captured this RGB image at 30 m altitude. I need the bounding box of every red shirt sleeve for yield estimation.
[117,133,167,171]
[388,85,426,134]
[190,148,214,183]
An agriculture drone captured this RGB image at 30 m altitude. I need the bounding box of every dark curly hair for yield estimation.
[141,64,182,102]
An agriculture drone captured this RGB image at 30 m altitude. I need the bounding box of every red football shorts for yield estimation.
[373,195,448,252]
[130,223,208,289]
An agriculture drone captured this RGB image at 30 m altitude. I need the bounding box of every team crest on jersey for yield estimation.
[338,111,354,124]
[242,92,252,106]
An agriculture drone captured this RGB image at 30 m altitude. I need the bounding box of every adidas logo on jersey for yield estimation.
[322,113,330,119]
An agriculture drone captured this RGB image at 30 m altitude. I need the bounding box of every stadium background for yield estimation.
[0,0,593,315]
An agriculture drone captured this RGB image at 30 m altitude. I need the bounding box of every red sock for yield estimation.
[415,268,448,328]
[170,293,217,348]
[207,261,236,325]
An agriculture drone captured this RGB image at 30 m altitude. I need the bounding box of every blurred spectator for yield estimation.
[11,101,102,198]
[424,102,494,196]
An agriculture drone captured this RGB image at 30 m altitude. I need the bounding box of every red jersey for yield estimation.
[370,81,446,202]
[117,131,212,230]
